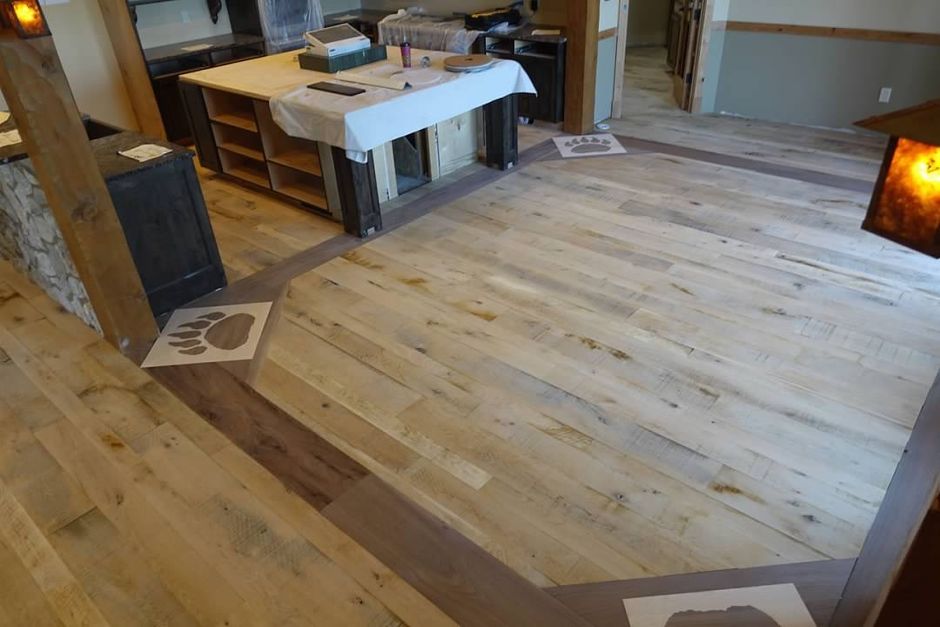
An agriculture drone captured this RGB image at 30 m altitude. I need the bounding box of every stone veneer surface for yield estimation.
[0,158,101,332]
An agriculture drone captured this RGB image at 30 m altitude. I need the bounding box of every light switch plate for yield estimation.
[879,87,893,103]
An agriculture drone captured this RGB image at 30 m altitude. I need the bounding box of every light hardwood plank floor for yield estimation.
[0,45,931,623]
[0,260,455,627]
[249,48,935,586]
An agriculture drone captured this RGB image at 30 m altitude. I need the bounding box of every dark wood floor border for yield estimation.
[323,475,595,627]
[150,362,369,509]
[613,135,876,193]
[151,359,595,627]
[829,370,940,626]
[547,559,855,627]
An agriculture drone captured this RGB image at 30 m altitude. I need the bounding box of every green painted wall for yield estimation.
[707,32,940,129]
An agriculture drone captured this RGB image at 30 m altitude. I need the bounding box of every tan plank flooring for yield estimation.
[0,46,932,624]
[249,49,934,587]
[197,166,343,282]
[0,260,455,627]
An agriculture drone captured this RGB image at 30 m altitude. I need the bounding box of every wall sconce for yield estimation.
[0,0,50,39]
[856,101,940,257]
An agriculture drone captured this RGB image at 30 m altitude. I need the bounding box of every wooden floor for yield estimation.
[197,170,342,282]
[1,47,936,624]
[0,259,465,626]
[252,49,932,584]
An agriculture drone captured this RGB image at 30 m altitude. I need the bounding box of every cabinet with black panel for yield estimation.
[476,25,566,123]
[94,132,226,318]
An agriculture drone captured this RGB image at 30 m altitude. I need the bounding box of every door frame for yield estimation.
[611,0,630,119]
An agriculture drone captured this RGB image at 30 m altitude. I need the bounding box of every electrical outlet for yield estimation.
[879,87,892,104]
[181,10,191,23]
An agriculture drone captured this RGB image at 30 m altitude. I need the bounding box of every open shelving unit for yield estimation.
[254,101,328,211]
[476,26,566,123]
[193,88,329,214]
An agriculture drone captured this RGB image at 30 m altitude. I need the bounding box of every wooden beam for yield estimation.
[830,370,940,627]
[563,0,599,134]
[0,31,158,358]
[96,0,166,138]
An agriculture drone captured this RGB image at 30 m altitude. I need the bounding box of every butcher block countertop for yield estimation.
[180,50,338,102]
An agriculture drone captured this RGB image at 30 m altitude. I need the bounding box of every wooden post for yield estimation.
[96,0,166,138]
[0,31,158,358]
[483,94,519,170]
[331,147,382,238]
[564,0,599,134]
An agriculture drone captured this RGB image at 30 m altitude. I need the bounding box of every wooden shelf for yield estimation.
[219,142,264,161]
[227,163,269,187]
[269,149,322,176]
[278,182,327,209]
[210,112,258,133]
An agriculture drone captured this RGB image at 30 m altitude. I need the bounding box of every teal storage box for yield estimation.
[298,45,388,73]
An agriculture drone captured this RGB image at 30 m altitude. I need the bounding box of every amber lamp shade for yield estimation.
[864,137,940,257]
[0,0,49,38]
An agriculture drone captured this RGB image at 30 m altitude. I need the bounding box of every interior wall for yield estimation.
[358,0,566,25]
[134,0,233,49]
[626,0,670,47]
[33,0,138,130]
[322,0,362,14]
[703,0,940,129]
[725,0,939,32]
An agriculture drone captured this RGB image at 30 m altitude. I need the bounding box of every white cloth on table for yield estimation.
[269,48,536,163]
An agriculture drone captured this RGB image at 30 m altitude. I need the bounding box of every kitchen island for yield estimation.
[179,46,534,237]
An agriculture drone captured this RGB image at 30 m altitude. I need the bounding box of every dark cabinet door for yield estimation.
[153,76,193,143]
[515,55,560,122]
[106,155,226,317]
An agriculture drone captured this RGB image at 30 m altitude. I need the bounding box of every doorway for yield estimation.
[623,0,706,113]
[666,0,706,111]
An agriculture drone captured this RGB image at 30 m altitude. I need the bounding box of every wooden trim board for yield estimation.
[548,559,855,627]
[0,31,157,359]
[716,21,940,46]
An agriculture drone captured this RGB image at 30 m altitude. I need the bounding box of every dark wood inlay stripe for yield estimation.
[152,353,595,625]
[614,135,876,193]
[548,559,855,627]
[323,475,596,627]
[831,371,940,626]
[151,361,369,510]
